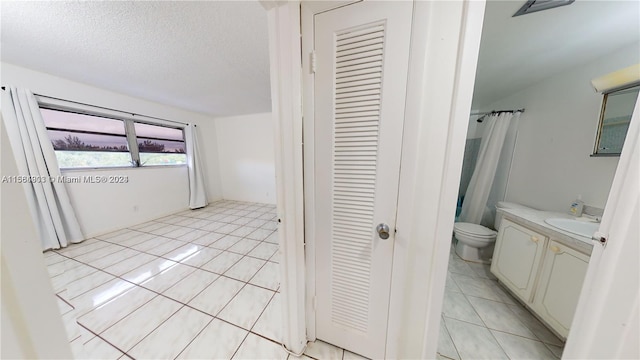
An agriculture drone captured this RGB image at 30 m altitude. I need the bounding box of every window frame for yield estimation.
[39,103,188,170]
[592,83,639,157]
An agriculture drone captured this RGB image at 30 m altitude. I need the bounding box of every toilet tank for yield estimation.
[494,201,533,230]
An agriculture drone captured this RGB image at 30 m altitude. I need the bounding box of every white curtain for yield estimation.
[459,111,521,226]
[1,87,84,250]
[184,124,208,209]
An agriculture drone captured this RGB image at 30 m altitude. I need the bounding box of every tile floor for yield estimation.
[45,199,562,359]
[437,241,565,360]
[44,200,363,360]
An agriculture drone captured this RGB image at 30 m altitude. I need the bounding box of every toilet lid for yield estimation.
[454,222,497,237]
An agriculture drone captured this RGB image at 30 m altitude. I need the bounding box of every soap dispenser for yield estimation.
[569,195,584,217]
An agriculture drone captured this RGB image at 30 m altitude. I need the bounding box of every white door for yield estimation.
[313,2,413,358]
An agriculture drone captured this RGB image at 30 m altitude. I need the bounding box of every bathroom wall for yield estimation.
[482,46,639,212]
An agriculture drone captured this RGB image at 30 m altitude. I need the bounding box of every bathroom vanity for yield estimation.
[490,207,594,340]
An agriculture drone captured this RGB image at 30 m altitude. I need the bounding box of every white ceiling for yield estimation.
[473,0,640,109]
[1,1,271,117]
[1,1,638,116]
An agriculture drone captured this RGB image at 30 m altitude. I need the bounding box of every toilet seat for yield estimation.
[453,222,497,237]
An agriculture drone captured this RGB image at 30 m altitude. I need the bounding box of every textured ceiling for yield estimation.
[2,1,638,116]
[1,1,271,117]
[473,0,640,109]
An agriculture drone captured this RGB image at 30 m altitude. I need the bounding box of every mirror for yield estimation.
[593,84,640,156]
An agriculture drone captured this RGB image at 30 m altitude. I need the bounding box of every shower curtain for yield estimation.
[459,111,521,227]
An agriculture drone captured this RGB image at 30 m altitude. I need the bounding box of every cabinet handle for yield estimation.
[530,236,539,243]
[550,245,562,253]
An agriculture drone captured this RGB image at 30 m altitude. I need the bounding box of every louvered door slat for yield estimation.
[329,21,387,334]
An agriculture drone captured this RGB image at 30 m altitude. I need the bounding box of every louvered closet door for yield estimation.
[314,2,413,358]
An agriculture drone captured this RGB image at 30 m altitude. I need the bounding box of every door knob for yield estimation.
[376,223,390,240]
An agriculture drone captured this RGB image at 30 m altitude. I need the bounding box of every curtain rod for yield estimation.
[1,86,192,127]
[471,108,525,123]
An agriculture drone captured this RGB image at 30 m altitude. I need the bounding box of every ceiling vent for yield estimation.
[513,0,575,17]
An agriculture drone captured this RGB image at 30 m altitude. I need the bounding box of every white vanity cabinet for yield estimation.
[490,219,547,301]
[532,240,590,338]
[490,214,592,340]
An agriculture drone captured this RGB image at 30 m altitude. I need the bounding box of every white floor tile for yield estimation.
[57,239,110,258]
[89,248,141,269]
[249,261,280,291]
[145,238,188,256]
[47,258,84,277]
[201,251,243,274]
[56,296,74,316]
[74,244,126,263]
[228,238,261,255]
[253,293,282,342]
[122,257,178,284]
[176,228,209,242]
[51,263,98,292]
[246,228,274,241]
[233,332,288,360]
[177,318,247,359]
[507,304,564,346]
[191,231,225,246]
[451,273,508,303]
[443,317,508,360]
[72,336,124,360]
[115,232,156,248]
[139,263,196,293]
[218,284,274,329]
[163,268,219,303]
[248,242,279,260]
[229,226,256,238]
[128,306,212,360]
[467,296,536,339]
[343,350,369,360]
[62,270,116,299]
[101,295,182,352]
[305,340,344,360]
[188,276,245,316]
[162,226,195,239]
[103,252,157,276]
[130,236,173,253]
[77,286,156,334]
[67,279,136,311]
[438,318,460,360]
[210,235,243,250]
[442,291,484,326]
[491,330,557,359]
[225,257,266,282]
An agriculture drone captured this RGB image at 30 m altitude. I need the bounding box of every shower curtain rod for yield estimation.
[1,86,191,127]
[471,108,525,123]
[470,108,525,116]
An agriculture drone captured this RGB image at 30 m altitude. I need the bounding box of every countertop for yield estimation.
[497,208,595,255]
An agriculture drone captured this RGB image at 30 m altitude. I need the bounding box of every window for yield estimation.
[40,107,187,169]
[593,84,639,156]
[135,122,186,166]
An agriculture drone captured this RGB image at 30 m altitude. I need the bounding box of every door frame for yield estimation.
[297,1,487,357]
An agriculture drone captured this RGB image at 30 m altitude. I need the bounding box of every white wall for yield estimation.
[1,62,223,236]
[210,112,276,204]
[481,46,638,212]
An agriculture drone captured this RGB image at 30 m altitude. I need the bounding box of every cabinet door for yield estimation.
[533,240,590,339]
[490,219,547,302]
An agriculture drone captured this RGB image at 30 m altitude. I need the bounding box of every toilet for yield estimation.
[454,201,529,263]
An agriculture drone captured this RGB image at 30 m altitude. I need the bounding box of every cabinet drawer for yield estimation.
[490,219,547,302]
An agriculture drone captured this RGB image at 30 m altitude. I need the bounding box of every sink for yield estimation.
[545,218,599,239]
